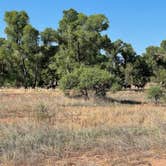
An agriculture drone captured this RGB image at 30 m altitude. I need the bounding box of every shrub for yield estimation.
[111,82,122,93]
[35,103,50,122]
[59,66,113,99]
[147,86,163,104]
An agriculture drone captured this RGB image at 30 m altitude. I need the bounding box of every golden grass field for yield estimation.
[0,88,166,166]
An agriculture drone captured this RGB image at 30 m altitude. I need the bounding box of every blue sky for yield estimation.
[0,0,166,54]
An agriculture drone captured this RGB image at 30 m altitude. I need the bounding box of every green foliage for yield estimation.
[132,56,151,89]
[4,11,32,88]
[85,14,109,32]
[104,40,137,88]
[152,68,166,88]
[59,66,112,98]
[111,82,122,93]
[144,41,166,82]
[0,8,165,95]
[4,11,29,44]
[147,86,163,104]
[55,8,111,68]
[2,11,58,88]
[59,69,79,90]
[22,25,39,53]
[40,28,58,46]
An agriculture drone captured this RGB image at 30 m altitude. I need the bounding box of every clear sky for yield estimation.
[0,0,166,54]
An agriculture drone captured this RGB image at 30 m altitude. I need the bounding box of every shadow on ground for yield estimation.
[63,96,143,107]
[96,97,143,105]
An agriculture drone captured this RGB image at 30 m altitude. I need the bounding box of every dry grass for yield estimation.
[0,88,166,165]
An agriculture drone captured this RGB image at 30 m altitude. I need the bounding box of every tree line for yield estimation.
[0,9,166,98]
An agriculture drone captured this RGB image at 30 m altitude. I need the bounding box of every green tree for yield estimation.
[0,38,8,85]
[22,24,41,88]
[50,9,111,77]
[105,40,136,88]
[144,41,166,81]
[4,11,43,88]
[123,63,133,88]
[40,28,59,88]
[59,66,112,99]
[4,11,30,88]
[0,39,16,86]
[132,56,151,89]
[4,11,29,44]
[2,9,156,92]
[144,46,160,72]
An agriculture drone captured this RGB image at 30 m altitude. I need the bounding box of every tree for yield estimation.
[159,40,166,66]
[39,28,59,88]
[144,41,166,81]
[132,56,151,89]
[59,66,112,99]
[4,11,30,88]
[105,40,136,88]
[4,11,29,44]
[2,9,162,92]
[4,11,45,88]
[50,9,111,77]
[144,46,160,72]
[22,24,40,88]
[0,38,8,85]
[121,43,136,68]
[123,63,133,88]
[0,39,16,86]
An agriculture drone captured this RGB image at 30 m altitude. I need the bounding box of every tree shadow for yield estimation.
[63,93,143,106]
[118,99,142,105]
[96,97,143,105]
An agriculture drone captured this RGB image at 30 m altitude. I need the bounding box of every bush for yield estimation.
[111,82,122,93]
[147,86,163,104]
[35,103,50,122]
[59,66,113,99]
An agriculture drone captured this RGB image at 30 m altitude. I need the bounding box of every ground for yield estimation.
[0,88,166,166]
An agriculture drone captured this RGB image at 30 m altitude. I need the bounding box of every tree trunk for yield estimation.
[81,89,89,100]
[22,59,28,89]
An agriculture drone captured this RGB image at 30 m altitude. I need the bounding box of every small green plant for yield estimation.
[111,82,122,93]
[147,86,163,104]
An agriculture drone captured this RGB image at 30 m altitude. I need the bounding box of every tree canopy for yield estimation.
[0,9,165,98]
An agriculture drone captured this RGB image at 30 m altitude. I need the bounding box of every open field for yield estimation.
[0,88,166,166]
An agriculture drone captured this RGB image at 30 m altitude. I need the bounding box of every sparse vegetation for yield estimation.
[0,5,166,166]
[0,89,166,165]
